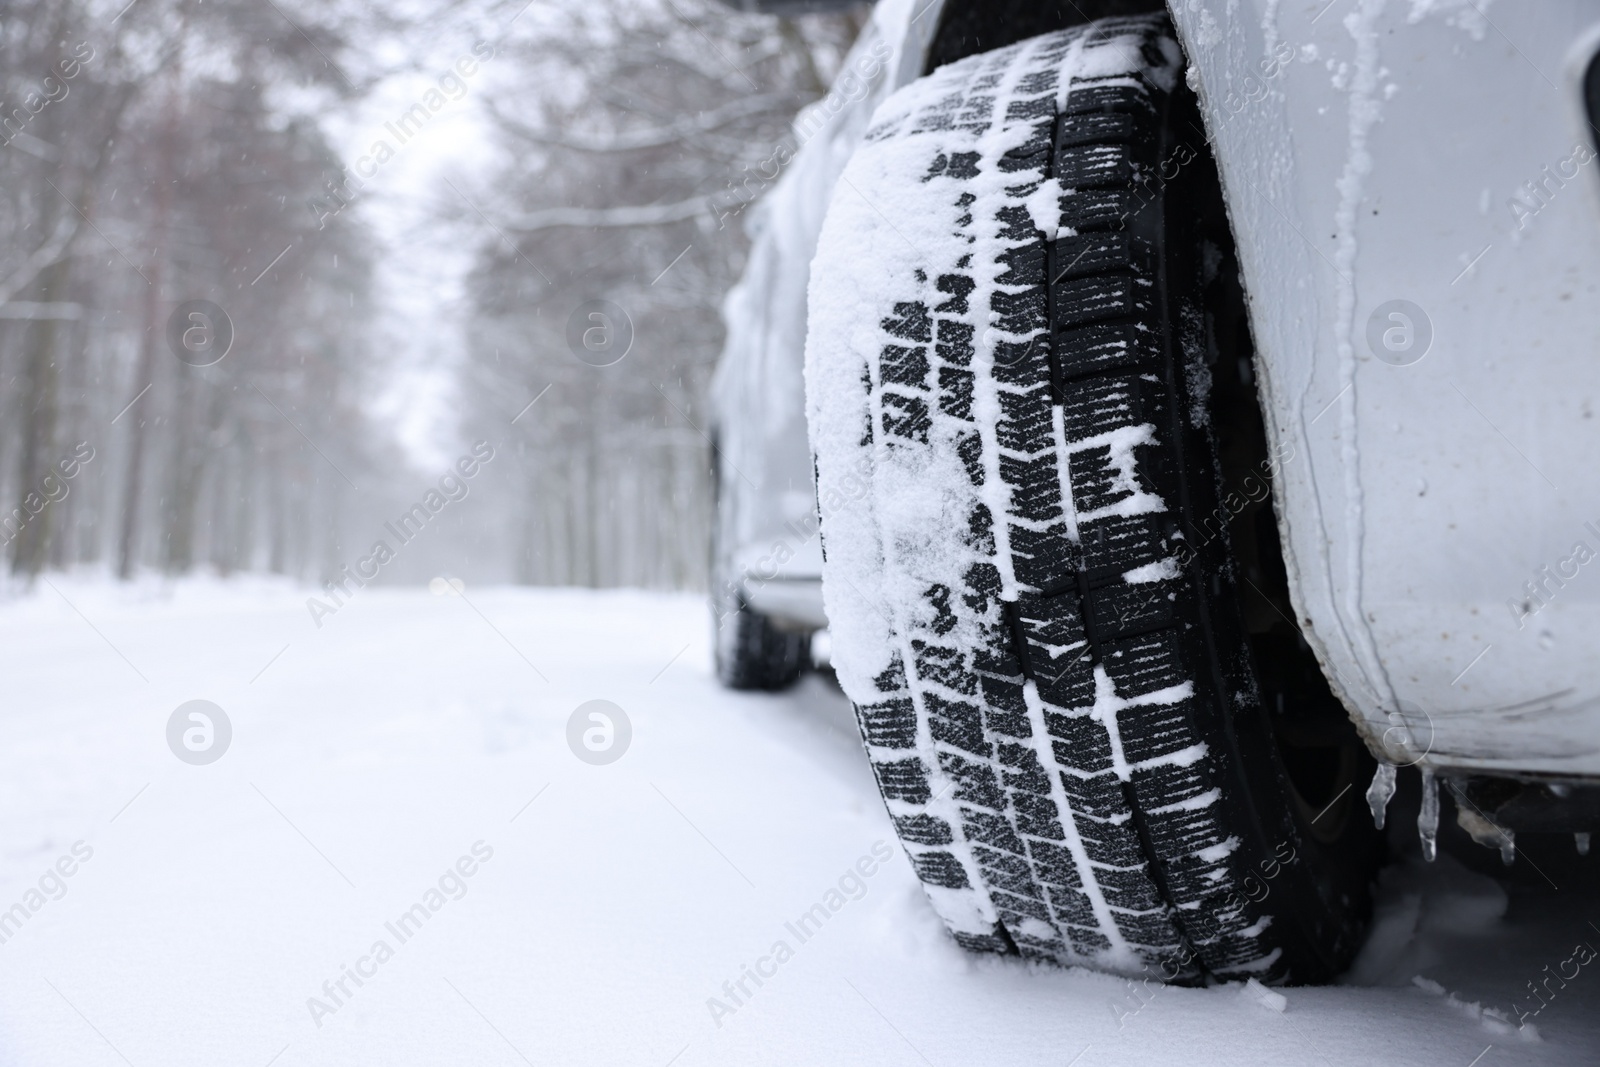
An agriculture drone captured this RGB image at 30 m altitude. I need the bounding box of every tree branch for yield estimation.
[486,92,794,154]
[504,195,711,233]
[0,215,79,305]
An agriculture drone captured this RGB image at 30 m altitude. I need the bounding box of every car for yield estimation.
[711,0,1600,984]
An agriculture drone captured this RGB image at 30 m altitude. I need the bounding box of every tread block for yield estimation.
[1102,629,1188,698]
[1059,769,1127,821]
[966,668,1030,726]
[939,751,1007,810]
[937,366,975,421]
[1113,910,1186,951]
[1143,830,1231,905]
[881,343,931,388]
[1067,442,1145,516]
[962,556,1003,609]
[1177,890,1251,942]
[935,274,975,314]
[999,453,1065,524]
[914,640,976,696]
[991,887,1051,922]
[998,741,1053,793]
[1044,710,1115,771]
[1060,372,1163,441]
[1035,650,1097,710]
[1059,83,1155,120]
[1051,232,1153,284]
[1075,815,1146,868]
[881,391,932,444]
[996,202,1044,243]
[953,189,976,228]
[1008,522,1079,592]
[927,582,959,635]
[1094,863,1170,914]
[1005,96,1055,124]
[964,808,1027,853]
[1052,319,1161,387]
[1026,839,1085,890]
[921,146,979,178]
[927,692,991,757]
[910,849,971,889]
[872,656,908,694]
[996,385,1055,452]
[1043,882,1098,928]
[894,814,955,846]
[936,318,976,365]
[875,758,930,804]
[1058,186,1142,232]
[977,672,1032,739]
[1117,697,1201,766]
[1056,108,1151,149]
[1054,273,1153,328]
[882,300,932,343]
[857,698,917,749]
[992,336,1052,383]
[1078,513,1177,575]
[1063,924,1113,955]
[1015,591,1091,675]
[1016,70,1060,96]
[975,847,1044,899]
[1013,791,1067,841]
[956,429,985,486]
[1056,142,1149,190]
[1091,580,1178,638]
[953,929,1014,954]
[997,242,1046,287]
[990,280,1048,333]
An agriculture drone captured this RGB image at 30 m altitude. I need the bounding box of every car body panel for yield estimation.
[1170,0,1600,778]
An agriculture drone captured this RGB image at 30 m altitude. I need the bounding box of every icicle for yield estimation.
[1366,762,1397,830]
[1498,829,1516,867]
[1577,832,1591,857]
[1418,767,1439,862]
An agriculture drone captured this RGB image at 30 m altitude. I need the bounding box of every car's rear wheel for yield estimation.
[806,16,1381,983]
[715,594,807,690]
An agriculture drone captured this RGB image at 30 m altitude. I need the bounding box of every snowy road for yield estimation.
[0,580,1595,1066]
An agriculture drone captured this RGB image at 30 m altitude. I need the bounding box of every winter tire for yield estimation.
[715,596,808,691]
[807,16,1380,983]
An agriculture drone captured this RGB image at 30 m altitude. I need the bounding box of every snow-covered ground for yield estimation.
[0,578,1594,1066]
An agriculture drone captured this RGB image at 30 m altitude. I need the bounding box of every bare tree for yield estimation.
[452,0,861,589]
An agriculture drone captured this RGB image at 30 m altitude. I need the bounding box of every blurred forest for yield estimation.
[0,0,864,590]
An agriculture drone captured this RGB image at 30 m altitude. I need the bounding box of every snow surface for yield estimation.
[0,576,1596,1065]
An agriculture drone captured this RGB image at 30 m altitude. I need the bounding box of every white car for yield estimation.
[712,0,1600,983]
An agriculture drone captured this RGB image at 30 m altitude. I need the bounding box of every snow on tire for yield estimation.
[807,16,1351,983]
